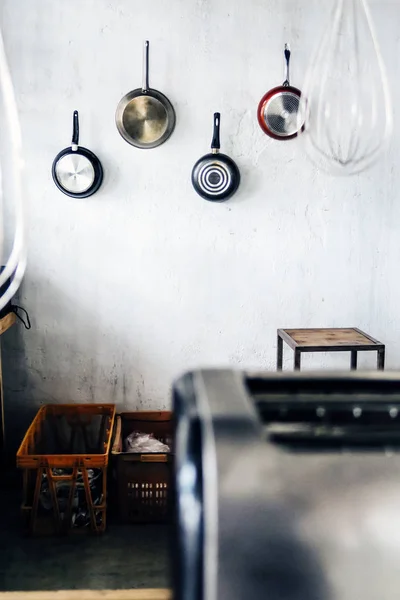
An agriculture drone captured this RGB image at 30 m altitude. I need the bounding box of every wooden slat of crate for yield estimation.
[0,312,16,335]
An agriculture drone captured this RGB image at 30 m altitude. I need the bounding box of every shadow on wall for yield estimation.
[2,313,32,459]
[1,273,148,457]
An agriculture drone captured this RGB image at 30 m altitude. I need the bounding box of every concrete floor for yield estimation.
[0,486,169,591]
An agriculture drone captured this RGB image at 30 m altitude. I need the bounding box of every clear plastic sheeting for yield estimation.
[299,0,392,176]
[125,431,171,454]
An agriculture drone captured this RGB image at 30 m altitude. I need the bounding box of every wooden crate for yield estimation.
[17,404,116,535]
[111,411,173,523]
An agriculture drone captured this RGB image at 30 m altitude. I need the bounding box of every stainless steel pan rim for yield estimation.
[115,88,175,149]
[116,40,176,149]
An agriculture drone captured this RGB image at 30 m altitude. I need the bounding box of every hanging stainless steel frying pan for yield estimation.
[116,40,176,149]
[52,111,103,198]
[257,44,304,140]
[192,112,240,202]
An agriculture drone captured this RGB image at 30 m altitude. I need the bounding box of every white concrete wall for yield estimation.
[2,0,400,438]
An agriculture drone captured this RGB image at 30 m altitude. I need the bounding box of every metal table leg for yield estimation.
[351,350,358,370]
[277,334,283,370]
[377,348,385,370]
[294,349,301,371]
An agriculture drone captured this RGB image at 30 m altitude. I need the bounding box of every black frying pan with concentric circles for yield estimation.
[192,112,240,202]
[257,44,304,140]
[116,40,176,149]
[52,111,103,198]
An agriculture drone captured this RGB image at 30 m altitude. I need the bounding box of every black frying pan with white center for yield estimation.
[191,112,240,202]
[52,111,103,198]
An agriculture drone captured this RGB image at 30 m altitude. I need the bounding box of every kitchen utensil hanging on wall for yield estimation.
[191,112,240,202]
[116,40,176,149]
[52,111,103,198]
[257,44,304,140]
[298,0,392,175]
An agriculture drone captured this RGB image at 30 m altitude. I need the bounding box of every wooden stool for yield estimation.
[277,327,385,371]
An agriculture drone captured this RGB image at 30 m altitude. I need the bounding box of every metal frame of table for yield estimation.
[277,327,385,371]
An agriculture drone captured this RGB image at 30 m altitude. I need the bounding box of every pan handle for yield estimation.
[142,40,149,93]
[283,43,290,87]
[211,112,221,153]
[71,110,79,150]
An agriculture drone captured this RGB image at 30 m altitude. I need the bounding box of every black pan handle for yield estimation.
[72,110,79,148]
[211,112,221,152]
[142,40,149,93]
[283,43,290,87]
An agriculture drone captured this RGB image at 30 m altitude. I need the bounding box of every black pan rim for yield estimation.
[115,87,176,149]
[191,153,240,202]
[52,145,103,199]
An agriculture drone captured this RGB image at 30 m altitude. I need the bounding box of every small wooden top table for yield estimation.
[277,327,385,371]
